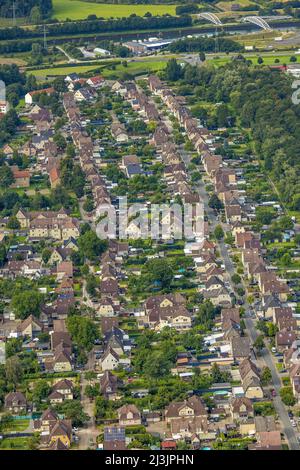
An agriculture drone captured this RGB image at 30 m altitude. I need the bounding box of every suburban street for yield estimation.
[78,373,99,450]
[245,316,300,450]
[195,171,300,450]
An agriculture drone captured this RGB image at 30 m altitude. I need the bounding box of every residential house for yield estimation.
[111,122,128,143]
[230,336,251,362]
[103,426,126,451]
[117,404,141,426]
[16,315,43,339]
[230,397,254,421]
[4,392,27,414]
[100,370,123,400]
[10,167,30,189]
[25,87,55,106]
[165,396,207,424]
[276,329,297,351]
[239,358,263,399]
[86,75,105,89]
[100,347,120,371]
[49,379,74,404]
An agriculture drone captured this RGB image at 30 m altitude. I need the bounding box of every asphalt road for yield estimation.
[196,175,300,450]
[78,374,99,450]
[245,316,300,450]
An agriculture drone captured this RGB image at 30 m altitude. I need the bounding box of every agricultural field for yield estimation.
[216,0,258,11]
[52,0,177,20]
[0,57,27,66]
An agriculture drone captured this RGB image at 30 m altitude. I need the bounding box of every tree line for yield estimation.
[0,14,192,42]
[169,36,244,53]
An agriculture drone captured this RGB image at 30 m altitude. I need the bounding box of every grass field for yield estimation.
[0,57,27,66]
[226,30,294,49]
[29,64,104,78]
[3,419,30,432]
[29,59,166,80]
[210,53,300,67]
[102,59,166,77]
[0,437,31,450]
[52,0,177,20]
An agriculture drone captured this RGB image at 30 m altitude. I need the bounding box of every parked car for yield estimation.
[271,389,276,397]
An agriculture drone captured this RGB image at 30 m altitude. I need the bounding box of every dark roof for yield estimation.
[104,426,125,441]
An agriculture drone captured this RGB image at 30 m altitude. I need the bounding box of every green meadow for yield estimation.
[52,0,177,20]
[28,59,166,80]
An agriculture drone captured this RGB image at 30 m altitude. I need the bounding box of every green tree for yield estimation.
[253,335,265,353]
[261,367,272,386]
[66,315,99,353]
[5,338,22,358]
[281,253,291,266]
[256,207,276,225]
[32,380,51,404]
[53,133,67,151]
[280,386,296,406]
[53,77,67,93]
[78,230,107,262]
[7,216,20,229]
[144,258,174,289]
[231,273,241,285]
[86,274,98,297]
[165,58,183,81]
[85,383,100,399]
[216,103,229,128]
[55,400,89,427]
[208,193,223,211]
[199,51,206,62]
[0,166,14,188]
[214,225,224,240]
[5,356,23,387]
[83,198,94,213]
[42,248,52,264]
[28,433,40,450]
[11,290,43,320]
[0,243,7,267]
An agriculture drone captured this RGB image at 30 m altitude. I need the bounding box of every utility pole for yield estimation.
[43,25,47,51]
[215,26,219,54]
[12,0,16,27]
